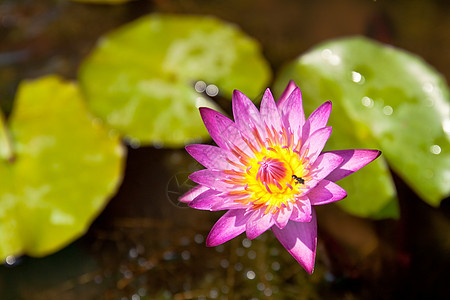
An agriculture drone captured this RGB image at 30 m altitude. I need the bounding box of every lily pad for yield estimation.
[275,37,450,218]
[0,76,125,261]
[78,14,271,148]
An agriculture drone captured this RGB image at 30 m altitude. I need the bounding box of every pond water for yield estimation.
[0,0,449,299]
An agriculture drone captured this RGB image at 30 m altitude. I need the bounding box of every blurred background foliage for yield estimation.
[0,0,449,299]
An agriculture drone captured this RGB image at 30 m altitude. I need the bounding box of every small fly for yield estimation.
[292,174,305,185]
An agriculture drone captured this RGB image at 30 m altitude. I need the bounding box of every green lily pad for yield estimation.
[275,37,450,218]
[0,76,125,261]
[78,14,271,148]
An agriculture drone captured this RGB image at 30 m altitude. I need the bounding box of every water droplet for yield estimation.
[128,248,138,259]
[126,138,141,149]
[220,259,229,268]
[265,272,274,281]
[209,289,219,299]
[123,270,133,279]
[320,48,341,65]
[181,250,191,260]
[221,285,230,294]
[257,282,265,291]
[443,120,450,135]
[271,261,280,271]
[329,55,341,66]
[246,270,256,280]
[194,80,207,93]
[94,275,103,284]
[206,84,219,97]
[194,234,204,244]
[234,262,243,271]
[153,141,163,149]
[5,255,16,265]
[138,288,147,296]
[131,294,140,300]
[215,244,225,253]
[351,71,364,83]
[361,96,374,108]
[383,105,393,116]
[430,145,441,155]
[248,250,256,260]
[236,247,245,256]
[321,49,332,59]
[242,238,252,248]
[422,82,434,93]
[163,250,176,261]
[264,288,273,296]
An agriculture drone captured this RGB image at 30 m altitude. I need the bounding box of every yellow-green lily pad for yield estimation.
[78,14,271,148]
[0,76,125,261]
[275,37,450,218]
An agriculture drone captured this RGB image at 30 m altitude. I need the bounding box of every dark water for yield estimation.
[1,0,449,299]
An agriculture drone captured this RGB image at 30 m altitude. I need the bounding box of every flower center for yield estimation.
[256,157,286,191]
[223,126,311,214]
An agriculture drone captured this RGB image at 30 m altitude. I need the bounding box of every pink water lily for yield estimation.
[181,81,381,273]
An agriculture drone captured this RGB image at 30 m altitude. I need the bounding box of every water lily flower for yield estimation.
[181,81,381,273]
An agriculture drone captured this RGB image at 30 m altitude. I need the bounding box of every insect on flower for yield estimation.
[292,174,305,185]
[181,81,381,273]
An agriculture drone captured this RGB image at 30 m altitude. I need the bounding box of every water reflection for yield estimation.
[246,270,256,279]
[5,255,16,266]
[422,82,434,93]
[321,48,341,65]
[351,71,365,84]
[206,84,219,97]
[194,80,207,93]
[430,144,441,155]
[443,120,450,134]
[383,105,393,115]
[361,96,374,108]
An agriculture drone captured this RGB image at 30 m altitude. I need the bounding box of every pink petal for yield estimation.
[302,101,332,143]
[306,152,344,189]
[277,80,298,107]
[189,189,222,210]
[290,197,312,222]
[272,209,317,274]
[232,90,265,142]
[301,126,332,164]
[273,204,293,229]
[278,87,305,142]
[325,149,382,182]
[188,169,230,191]
[307,180,347,205]
[180,185,209,203]
[199,108,251,157]
[186,144,231,170]
[260,88,282,132]
[206,209,250,246]
[199,107,233,149]
[246,209,275,240]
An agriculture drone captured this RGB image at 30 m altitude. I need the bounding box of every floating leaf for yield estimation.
[0,76,125,261]
[274,36,446,218]
[276,37,450,216]
[78,14,271,148]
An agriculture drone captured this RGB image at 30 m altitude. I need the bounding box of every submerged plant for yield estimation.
[181,81,381,273]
